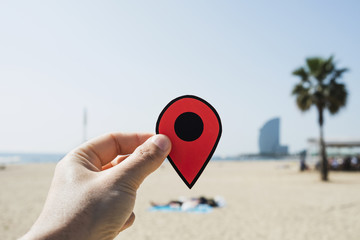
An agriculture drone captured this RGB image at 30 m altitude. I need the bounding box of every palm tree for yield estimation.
[292,56,348,181]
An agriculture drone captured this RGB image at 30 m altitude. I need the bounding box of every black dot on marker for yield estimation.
[174,112,203,142]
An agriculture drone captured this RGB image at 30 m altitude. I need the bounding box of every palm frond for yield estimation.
[333,68,349,79]
[326,82,348,114]
[296,93,312,111]
[306,57,323,77]
[317,56,335,81]
[292,67,309,81]
[292,84,312,111]
[292,83,307,95]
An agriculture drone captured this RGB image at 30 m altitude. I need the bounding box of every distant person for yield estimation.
[351,156,358,170]
[355,156,360,171]
[299,150,308,171]
[20,132,171,240]
[343,156,352,171]
[329,157,339,170]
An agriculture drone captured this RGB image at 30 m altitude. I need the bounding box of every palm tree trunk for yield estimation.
[318,107,328,181]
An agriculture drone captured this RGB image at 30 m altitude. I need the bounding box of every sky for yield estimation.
[0,1,359,156]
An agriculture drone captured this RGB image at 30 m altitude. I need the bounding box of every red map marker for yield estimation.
[156,95,222,189]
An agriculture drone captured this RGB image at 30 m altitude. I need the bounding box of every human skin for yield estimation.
[20,133,171,240]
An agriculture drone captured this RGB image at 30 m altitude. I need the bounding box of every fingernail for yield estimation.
[151,135,171,152]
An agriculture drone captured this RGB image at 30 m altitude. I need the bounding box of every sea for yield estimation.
[0,153,296,165]
[0,153,65,164]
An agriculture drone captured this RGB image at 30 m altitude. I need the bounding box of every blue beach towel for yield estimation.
[149,204,213,213]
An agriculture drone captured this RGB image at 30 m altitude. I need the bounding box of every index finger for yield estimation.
[73,132,154,169]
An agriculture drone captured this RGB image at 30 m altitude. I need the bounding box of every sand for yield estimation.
[1,160,360,240]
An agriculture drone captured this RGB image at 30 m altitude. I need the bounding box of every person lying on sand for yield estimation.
[151,196,220,210]
[20,133,171,240]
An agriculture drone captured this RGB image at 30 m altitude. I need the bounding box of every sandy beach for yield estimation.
[1,160,360,240]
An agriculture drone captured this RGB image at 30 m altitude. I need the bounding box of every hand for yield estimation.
[21,133,171,240]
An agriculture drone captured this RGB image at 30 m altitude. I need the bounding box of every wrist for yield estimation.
[20,218,91,240]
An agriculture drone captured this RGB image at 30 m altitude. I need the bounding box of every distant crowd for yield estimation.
[315,155,360,171]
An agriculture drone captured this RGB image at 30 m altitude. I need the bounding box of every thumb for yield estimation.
[111,134,171,189]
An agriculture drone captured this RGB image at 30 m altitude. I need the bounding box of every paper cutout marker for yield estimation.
[156,95,222,189]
